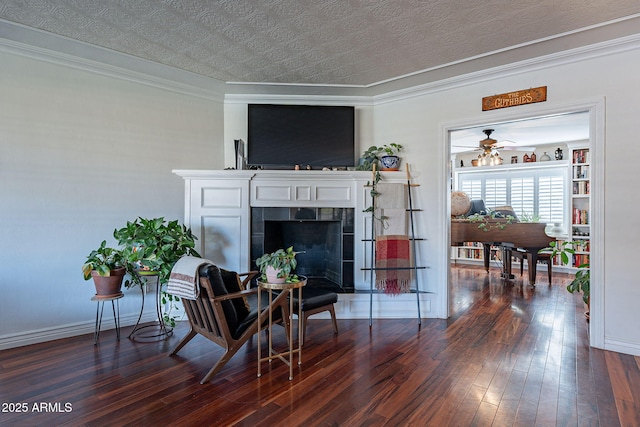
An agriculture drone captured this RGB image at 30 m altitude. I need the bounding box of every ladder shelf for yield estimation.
[362,164,426,327]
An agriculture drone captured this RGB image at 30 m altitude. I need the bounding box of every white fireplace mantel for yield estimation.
[172,169,434,319]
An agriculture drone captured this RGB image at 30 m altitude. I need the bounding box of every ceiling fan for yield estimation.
[472,129,535,166]
[477,128,534,153]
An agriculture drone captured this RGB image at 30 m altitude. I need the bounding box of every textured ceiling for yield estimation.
[1,0,640,86]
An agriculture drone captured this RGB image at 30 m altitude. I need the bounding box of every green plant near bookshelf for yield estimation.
[539,240,590,307]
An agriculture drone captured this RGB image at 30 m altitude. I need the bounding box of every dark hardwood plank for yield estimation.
[1,265,639,426]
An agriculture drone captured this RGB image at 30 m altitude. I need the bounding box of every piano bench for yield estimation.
[512,251,553,283]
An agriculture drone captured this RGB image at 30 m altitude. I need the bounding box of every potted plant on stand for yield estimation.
[256,246,301,283]
[114,217,200,327]
[82,240,126,297]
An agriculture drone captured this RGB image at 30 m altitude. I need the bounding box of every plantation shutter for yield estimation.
[456,165,567,227]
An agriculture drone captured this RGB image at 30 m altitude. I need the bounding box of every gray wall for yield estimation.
[0,50,224,347]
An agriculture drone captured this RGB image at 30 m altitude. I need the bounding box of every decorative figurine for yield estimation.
[555,147,563,160]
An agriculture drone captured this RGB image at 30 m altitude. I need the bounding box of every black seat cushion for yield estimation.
[291,287,338,311]
[199,264,276,340]
[236,292,284,339]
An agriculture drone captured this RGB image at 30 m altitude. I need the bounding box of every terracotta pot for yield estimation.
[265,266,286,284]
[91,267,125,297]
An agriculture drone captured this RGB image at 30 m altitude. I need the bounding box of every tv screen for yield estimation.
[247,104,355,169]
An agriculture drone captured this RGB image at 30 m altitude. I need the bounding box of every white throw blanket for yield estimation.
[374,183,407,235]
[167,256,214,300]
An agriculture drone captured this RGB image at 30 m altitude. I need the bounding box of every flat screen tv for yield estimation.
[247,104,355,169]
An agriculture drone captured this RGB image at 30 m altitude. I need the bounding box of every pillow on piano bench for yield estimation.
[491,206,519,222]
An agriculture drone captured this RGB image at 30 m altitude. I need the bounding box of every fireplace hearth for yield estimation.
[251,207,354,292]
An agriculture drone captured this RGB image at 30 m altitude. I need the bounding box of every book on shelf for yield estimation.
[573,208,589,225]
[572,253,590,267]
[573,164,590,179]
[572,180,590,195]
[572,149,590,164]
[571,239,590,252]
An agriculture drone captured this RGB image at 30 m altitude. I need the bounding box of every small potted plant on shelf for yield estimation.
[82,240,126,297]
[113,217,200,326]
[255,246,301,284]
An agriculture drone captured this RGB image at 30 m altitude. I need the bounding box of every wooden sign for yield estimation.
[482,86,547,111]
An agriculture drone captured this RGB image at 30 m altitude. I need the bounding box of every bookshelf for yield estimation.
[570,146,590,268]
[451,242,501,265]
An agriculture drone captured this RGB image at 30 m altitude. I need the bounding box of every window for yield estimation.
[456,165,567,226]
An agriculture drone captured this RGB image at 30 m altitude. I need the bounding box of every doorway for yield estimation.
[442,99,604,348]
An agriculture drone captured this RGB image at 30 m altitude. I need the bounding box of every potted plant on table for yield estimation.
[82,240,126,297]
[113,217,200,326]
[255,246,301,284]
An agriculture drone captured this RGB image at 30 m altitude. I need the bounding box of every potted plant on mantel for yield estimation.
[255,246,301,284]
[356,143,404,171]
[82,240,126,297]
[113,217,200,326]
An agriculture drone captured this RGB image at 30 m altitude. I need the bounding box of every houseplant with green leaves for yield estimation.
[82,240,126,296]
[113,217,200,326]
[540,240,590,315]
[356,143,404,171]
[255,246,301,284]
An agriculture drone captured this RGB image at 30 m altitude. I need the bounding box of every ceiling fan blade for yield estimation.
[496,145,536,151]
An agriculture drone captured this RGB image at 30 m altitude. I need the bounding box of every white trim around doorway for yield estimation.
[440,97,605,349]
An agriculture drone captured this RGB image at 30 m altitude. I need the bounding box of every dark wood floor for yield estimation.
[2,266,640,426]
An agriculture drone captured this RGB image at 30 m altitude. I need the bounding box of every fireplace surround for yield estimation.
[251,207,354,292]
[173,169,434,319]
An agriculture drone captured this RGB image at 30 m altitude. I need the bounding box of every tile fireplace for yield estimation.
[251,207,354,292]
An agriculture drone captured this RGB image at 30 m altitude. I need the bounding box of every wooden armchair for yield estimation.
[169,263,290,384]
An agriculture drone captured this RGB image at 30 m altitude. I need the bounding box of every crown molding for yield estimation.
[0,19,225,102]
[224,93,374,106]
[372,32,640,105]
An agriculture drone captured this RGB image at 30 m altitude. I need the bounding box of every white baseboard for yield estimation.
[604,337,640,357]
[0,293,437,350]
[0,312,157,350]
[333,293,436,319]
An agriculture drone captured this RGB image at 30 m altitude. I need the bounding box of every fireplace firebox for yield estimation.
[251,207,354,292]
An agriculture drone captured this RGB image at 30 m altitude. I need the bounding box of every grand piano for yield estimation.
[451,220,554,285]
